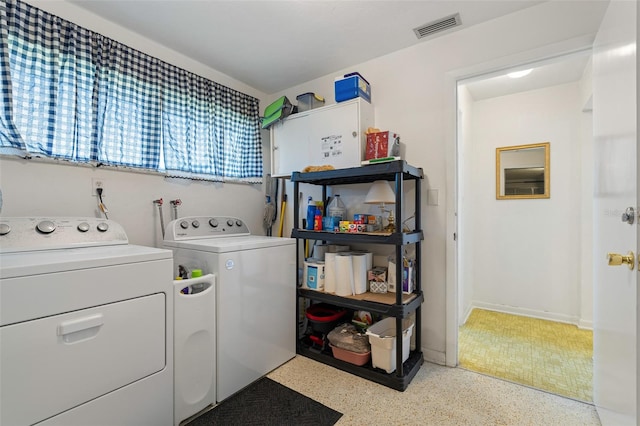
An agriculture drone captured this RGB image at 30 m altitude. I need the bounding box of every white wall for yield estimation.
[462,82,587,325]
[0,1,271,248]
[271,1,605,363]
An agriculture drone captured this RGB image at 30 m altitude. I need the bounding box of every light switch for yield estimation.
[427,189,439,206]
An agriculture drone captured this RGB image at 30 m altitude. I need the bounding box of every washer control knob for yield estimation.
[180,220,189,229]
[209,219,219,228]
[77,222,90,232]
[227,219,234,227]
[192,220,200,228]
[0,223,10,236]
[235,220,242,227]
[36,220,56,234]
[97,222,109,232]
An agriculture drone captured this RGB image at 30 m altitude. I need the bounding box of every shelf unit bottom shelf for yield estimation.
[296,342,424,391]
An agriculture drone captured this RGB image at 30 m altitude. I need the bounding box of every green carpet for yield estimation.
[459,308,593,402]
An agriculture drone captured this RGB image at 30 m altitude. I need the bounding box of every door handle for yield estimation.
[607,251,635,270]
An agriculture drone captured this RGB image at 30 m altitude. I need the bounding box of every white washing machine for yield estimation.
[0,217,174,426]
[163,216,296,402]
[172,272,216,426]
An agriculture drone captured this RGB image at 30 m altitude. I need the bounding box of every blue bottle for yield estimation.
[306,197,315,230]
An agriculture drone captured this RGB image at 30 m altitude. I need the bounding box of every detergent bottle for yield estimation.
[306,196,315,230]
[327,194,346,231]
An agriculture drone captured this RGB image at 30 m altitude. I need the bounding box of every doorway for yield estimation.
[455,50,594,401]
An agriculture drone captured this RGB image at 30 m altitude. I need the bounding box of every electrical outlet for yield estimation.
[92,178,105,197]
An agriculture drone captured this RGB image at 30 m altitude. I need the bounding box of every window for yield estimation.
[0,0,263,183]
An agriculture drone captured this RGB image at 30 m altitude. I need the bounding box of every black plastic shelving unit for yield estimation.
[292,160,424,391]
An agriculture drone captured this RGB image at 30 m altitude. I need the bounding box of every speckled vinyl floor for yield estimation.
[268,356,600,425]
[458,309,593,403]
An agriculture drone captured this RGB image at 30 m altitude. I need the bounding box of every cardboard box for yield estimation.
[388,257,414,294]
[368,266,388,294]
[365,131,400,161]
[366,215,382,232]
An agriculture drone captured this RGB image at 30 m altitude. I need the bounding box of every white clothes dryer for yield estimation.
[163,216,296,402]
[0,217,174,426]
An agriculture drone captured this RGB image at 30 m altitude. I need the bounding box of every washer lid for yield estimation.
[0,244,173,279]
[163,235,294,253]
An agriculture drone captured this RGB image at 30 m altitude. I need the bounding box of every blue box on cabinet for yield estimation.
[334,72,371,103]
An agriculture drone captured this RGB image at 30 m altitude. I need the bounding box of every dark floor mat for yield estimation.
[186,377,342,426]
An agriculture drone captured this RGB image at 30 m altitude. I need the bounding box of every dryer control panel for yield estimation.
[164,216,250,241]
[0,217,128,253]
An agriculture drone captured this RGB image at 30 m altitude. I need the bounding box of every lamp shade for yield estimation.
[364,180,395,204]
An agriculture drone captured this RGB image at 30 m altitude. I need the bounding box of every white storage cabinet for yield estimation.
[270,98,374,177]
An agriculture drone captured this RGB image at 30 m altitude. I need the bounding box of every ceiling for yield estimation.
[462,51,592,101]
[68,0,553,95]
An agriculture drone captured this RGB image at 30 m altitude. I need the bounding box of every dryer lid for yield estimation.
[0,244,173,279]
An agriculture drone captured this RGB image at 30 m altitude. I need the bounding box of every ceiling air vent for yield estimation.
[413,13,462,40]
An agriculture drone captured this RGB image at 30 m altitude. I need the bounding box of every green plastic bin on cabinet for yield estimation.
[262,96,294,129]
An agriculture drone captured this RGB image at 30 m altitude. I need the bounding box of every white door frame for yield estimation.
[444,38,597,367]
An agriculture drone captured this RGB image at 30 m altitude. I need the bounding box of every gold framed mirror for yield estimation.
[496,142,550,199]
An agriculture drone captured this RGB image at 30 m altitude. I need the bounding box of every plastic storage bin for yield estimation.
[334,72,371,103]
[365,317,414,373]
[262,96,294,129]
[330,345,371,366]
[296,92,325,112]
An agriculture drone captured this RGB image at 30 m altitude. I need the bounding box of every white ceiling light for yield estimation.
[507,69,533,79]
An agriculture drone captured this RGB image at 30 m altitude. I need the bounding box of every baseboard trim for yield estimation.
[578,319,593,330]
[471,301,590,329]
[460,304,473,325]
[423,347,446,366]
